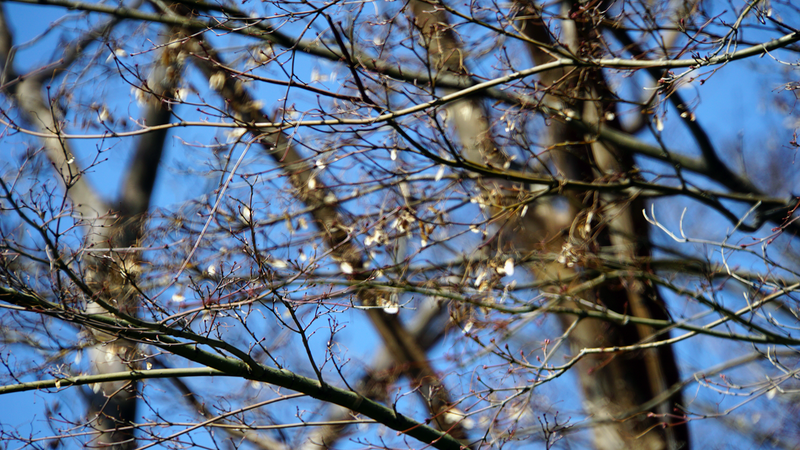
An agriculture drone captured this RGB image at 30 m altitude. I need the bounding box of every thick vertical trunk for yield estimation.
[515,3,688,449]
[83,35,180,449]
[410,0,687,447]
[0,14,178,445]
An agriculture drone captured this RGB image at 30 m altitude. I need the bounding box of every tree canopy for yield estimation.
[1,0,800,449]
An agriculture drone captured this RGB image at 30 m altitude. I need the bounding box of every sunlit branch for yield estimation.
[5,0,797,72]
[0,367,229,394]
[0,285,467,450]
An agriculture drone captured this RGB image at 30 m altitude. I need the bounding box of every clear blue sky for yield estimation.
[2,1,799,449]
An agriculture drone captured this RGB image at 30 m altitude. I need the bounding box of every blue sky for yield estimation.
[2,0,800,449]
